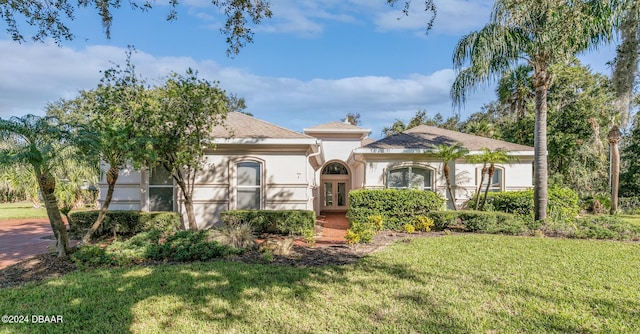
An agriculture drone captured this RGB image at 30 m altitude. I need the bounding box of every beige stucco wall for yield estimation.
[100,145,316,230]
[359,154,534,209]
[98,164,143,211]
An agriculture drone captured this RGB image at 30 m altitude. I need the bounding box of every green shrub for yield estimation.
[347,189,445,230]
[220,210,315,237]
[619,197,640,214]
[71,245,114,267]
[469,187,579,222]
[539,215,640,240]
[427,211,459,230]
[69,211,182,239]
[72,229,243,267]
[158,230,242,262]
[428,210,527,235]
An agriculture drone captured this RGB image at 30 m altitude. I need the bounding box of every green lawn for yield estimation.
[0,202,47,221]
[620,214,640,227]
[1,234,638,333]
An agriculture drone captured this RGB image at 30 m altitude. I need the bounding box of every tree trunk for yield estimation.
[608,125,622,215]
[474,165,487,210]
[36,170,70,257]
[175,178,198,231]
[443,163,458,210]
[81,166,118,244]
[533,67,550,222]
[481,165,496,210]
[183,196,198,230]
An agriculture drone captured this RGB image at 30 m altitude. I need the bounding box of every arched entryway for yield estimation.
[320,161,350,212]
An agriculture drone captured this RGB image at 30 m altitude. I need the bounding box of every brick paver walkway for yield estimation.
[0,218,58,269]
[314,212,349,246]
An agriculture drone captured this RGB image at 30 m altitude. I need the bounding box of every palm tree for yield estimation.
[480,149,514,209]
[431,143,469,210]
[451,0,618,221]
[608,125,622,214]
[609,1,640,214]
[0,115,71,256]
[497,65,534,119]
[466,148,491,210]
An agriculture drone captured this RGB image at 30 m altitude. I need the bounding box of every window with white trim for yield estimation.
[479,167,503,192]
[237,161,262,210]
[149,167,174,211]
[387,166,433,190]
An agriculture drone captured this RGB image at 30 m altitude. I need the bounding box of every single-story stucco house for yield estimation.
[101,112,534,229]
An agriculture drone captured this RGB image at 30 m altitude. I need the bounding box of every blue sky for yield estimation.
[0,0,618,138]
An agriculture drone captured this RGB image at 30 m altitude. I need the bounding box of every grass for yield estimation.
[620,214,640,227]
[1,234,639,333]
[0,202,47,221]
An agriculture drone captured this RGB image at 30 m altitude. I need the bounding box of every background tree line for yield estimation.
[382,57,640,208]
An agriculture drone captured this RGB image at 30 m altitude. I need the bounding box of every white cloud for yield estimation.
[0,42,472,137]
[362,0,492,36]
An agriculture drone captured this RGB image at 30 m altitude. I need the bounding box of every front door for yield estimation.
[322,180,348,211]
[320,161,350,212]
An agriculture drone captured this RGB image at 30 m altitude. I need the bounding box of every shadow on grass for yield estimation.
[0,244,477,333]
[2,236,638,333]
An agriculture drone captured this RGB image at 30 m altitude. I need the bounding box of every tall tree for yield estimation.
[0,115,72,256]
[1,0,272,56]
[609,1,640,213]
[451,0,617,221]
[145,69,228,230]
[497,65,534,119]
[344,113,362,126]
[49,48,150,243]
[382,110,460,137]
[431,143,469,210]
[608,125,623,214]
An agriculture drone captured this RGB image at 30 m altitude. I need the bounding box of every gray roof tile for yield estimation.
[211,112,313,139]
[364,125,533,151]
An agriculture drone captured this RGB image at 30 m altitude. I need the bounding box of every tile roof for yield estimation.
[211,112,313,139]
[364,125,533,151]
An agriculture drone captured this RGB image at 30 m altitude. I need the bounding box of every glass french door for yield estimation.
[322,180,348,211]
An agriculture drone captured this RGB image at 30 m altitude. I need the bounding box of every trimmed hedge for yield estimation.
[69,211,182,238]
[469,187,579,221]
[220,210,315,237]
[347,189,445,231]
[428,210,528,235]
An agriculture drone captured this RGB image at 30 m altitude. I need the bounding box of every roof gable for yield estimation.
[364,125,533,151]
[211,112,313,139]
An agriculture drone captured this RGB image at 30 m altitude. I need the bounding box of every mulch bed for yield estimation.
[0,232,440,289]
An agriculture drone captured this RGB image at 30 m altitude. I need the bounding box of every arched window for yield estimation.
[387,166,433,190]
[322,162,348,175]
[237,161,262,210]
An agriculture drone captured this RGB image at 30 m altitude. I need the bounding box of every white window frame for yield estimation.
[477,166,504,192]
[236,161,263,210]
[386,166,434,191]
[148,167,175,212]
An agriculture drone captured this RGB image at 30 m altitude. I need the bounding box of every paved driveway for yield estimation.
[0,218,56,269]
